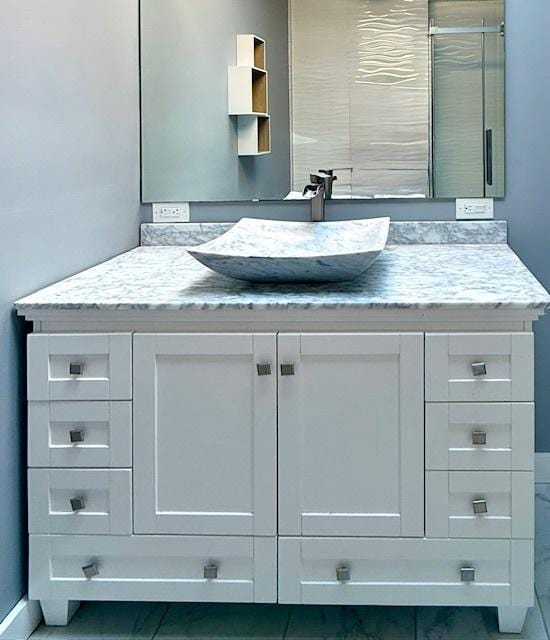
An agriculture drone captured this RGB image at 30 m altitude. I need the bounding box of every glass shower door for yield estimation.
[431,17,505,198]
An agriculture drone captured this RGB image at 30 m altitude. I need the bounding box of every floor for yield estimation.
[29,484,550,640]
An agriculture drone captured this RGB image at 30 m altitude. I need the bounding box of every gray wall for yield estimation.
[141,0,290,203]
[0,0,140,622]
[144,0,550,450]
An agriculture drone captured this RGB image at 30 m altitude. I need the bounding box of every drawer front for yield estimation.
[425,333,533,402]
[426,471,534,539]
[28,334,132,401]
[426,403,534,471]
[279,537,533,607]
[28,401,132,468]
[30,535,277,603]
[28,469,132,535]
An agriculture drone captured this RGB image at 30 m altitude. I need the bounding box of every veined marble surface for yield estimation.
[141,220,508,247]
[15,243,550,313]
[184,217,390,283]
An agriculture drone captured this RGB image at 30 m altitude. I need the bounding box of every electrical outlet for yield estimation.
[456,198,494,220]
[152,203,190,223]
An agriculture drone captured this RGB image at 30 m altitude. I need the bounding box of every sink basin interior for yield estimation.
[185,217,390,258]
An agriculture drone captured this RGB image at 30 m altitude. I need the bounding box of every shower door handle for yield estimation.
[485,129,493,187]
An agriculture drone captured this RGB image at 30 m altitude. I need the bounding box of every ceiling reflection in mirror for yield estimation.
[140,0,504,203]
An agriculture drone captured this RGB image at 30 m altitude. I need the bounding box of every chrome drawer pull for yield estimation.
[69,362,84,376]
[256,363,272,376]
[461,567,475,583]
[472,499,488,515]
[280,364,295,376]
[203,564,218,580]
[471,362,487,377]
[472,431,487,446]
[82,563,99,579]
[69,429,84,443]
[70,496,86,512]
[336,566,351,582]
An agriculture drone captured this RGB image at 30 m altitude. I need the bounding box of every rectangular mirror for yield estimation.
[140,0,504,203]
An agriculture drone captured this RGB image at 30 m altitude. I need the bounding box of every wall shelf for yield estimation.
[228,66,268,116]
[228,34,271,156]
[237,34,266,70]
[238,115,271,156]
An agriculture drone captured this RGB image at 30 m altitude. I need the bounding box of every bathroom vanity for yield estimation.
[16,222,549,633]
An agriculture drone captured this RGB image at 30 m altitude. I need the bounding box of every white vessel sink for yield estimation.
[184,217,390,283]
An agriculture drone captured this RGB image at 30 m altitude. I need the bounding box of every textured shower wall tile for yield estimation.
[350,0,430,172]
[290,0,351,189]
[290,0,430,196]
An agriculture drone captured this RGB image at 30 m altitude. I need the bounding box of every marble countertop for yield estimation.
[15,243,550,313]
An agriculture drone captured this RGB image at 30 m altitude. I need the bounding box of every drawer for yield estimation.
[28,333,132,401]
[425,333,533,402]
[28,469,132,535]
[278,537,533,607]
[426,403,534,471]
[29,535,276,603]
[28,401,132,468]
[426,471,533,539]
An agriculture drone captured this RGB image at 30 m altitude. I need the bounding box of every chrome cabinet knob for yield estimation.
[70,496,86,512]
[69,429,84,443]
[472,499,488,515]
[203,564,218,580]
[472,431,487,446]
[82,563,99,579]
[280,364,295,376]
[256,363,272,376]
[336,566,351,582]
[461,567,475,583]
[471,362,487,377]
[69,362,84,376]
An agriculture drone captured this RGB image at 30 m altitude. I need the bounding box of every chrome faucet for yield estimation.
[302,170,338,222]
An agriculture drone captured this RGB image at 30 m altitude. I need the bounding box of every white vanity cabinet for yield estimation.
[26,328,536,633]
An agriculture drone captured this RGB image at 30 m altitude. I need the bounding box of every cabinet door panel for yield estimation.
[278,333,424,537]
[133,333,276,536]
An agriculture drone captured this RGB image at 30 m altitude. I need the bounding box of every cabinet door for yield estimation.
[134,333,277,536]
[279,333,424,537]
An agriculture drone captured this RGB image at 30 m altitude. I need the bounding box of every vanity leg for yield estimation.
[40,600,80,626]
[497,606,529,633]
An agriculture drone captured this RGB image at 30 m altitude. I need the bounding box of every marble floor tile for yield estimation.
[284,605,415,639]
[536,484,550,632]
[153,603,290,639]
[31,601,169,640]
[415,600,547,640]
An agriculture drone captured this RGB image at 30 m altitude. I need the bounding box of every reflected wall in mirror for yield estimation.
[140,0,504,203]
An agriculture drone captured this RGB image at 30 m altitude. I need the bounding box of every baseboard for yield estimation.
[0,597,42,640]
[536,453,550,483]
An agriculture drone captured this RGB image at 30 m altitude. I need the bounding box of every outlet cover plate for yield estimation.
[456,198,494,220]
[152,203,190,223]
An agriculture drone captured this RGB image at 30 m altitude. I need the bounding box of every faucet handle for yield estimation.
[318,169,338,182]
